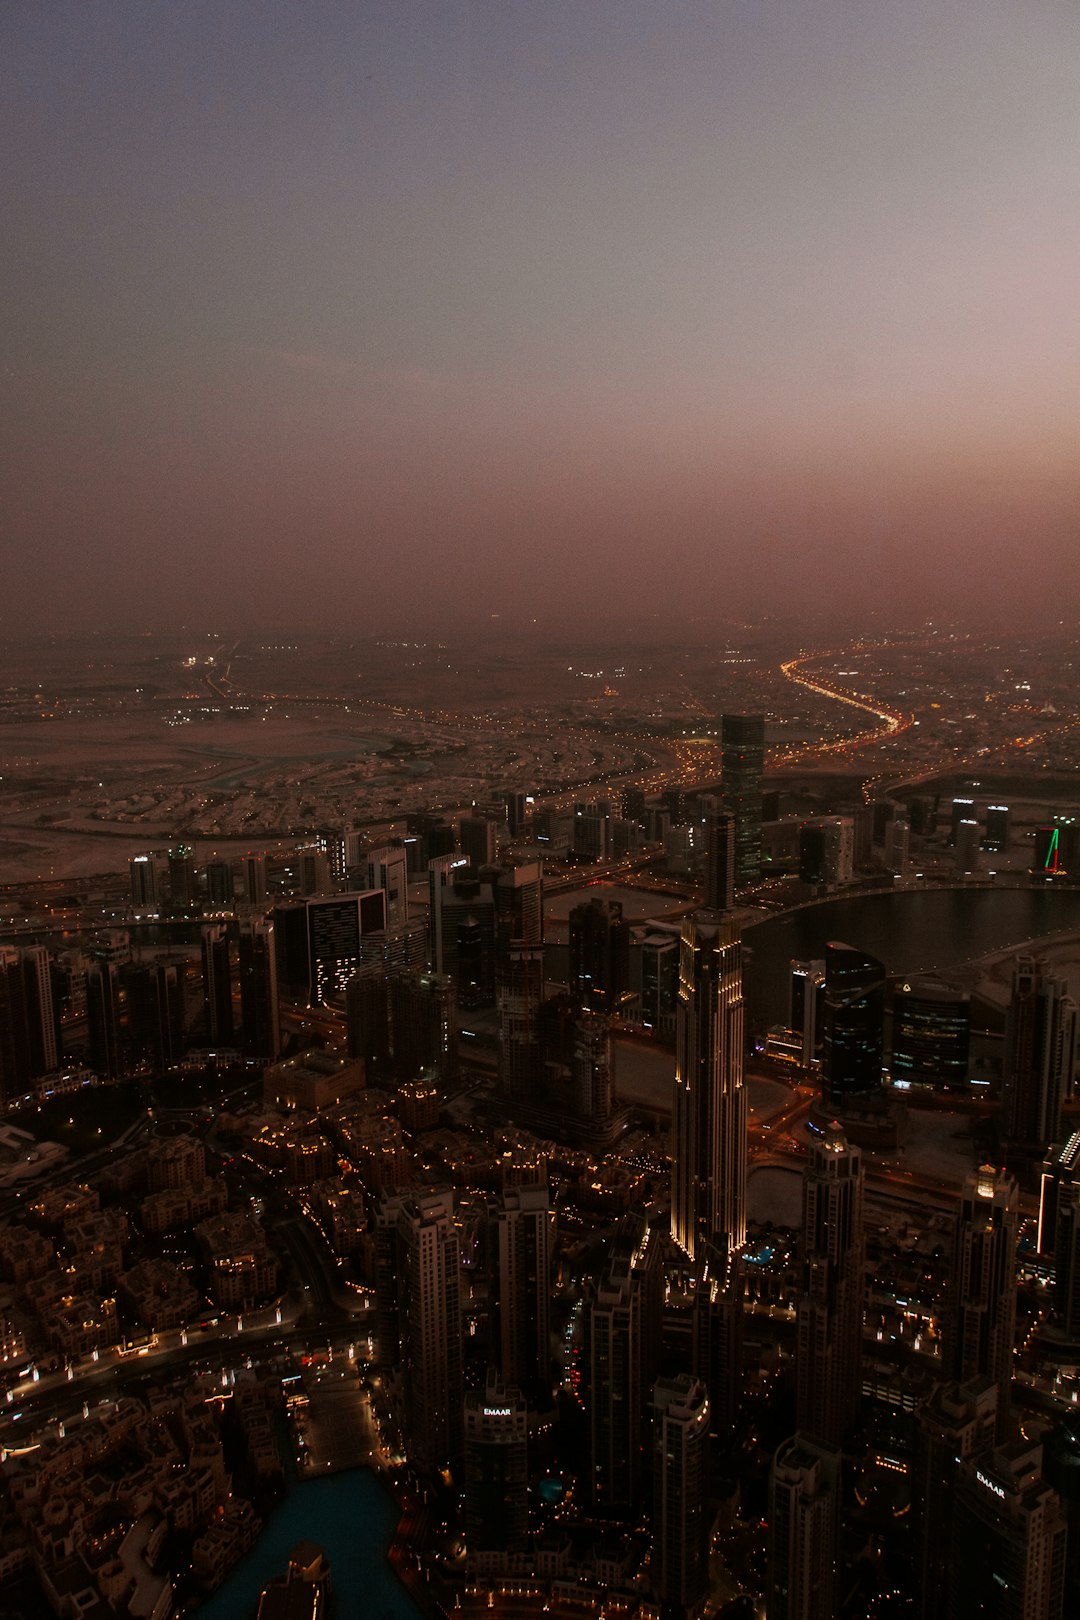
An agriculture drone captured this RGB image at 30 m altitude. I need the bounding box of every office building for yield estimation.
[242,852,268,907]
[86,961,124,1081]
[569,897,630,1010]
[911,1377,998,1620]
[495,1185,553,1394]
[496,949,545,1105]
[944,1165,1018,1441]
[459,815,499,871]
[671,912,747,1265]
[883,814,910,875]
[891,978,971,1089]
[640,931,680,1037]
[1002,958,1077,1152]
[388,970,457,1084]
[1037,1132,1080,1255]
[767,1433,842,1620]
[201,923,233,1043]
[569,1005,615,1123]
[306,890,387,1005]
[702,798,736,911]
[946,1441,1066,1620]
[129,853,165,912]
[204,858,235,908]
[651,1374,711,1610]
[238,917,280,1061]
[295,847,332,896]
[463,1372,528,1569]
[0,946,59,1102]
[395,1188,464,1476]
[821,941,885,1104]
[790,959,826,1068]
[954,818,980,875]
[983,804,1010,853]
[486,859,543,953]
[721,713,765,888]
[125,960,185,1071]
[799,817,854,888]
[429,856,496,1005]
[796,1122,864,1447]
[167,844,196,912]
[359,845,409,929]
[949,797,975,846]
[690,1249,744,1438]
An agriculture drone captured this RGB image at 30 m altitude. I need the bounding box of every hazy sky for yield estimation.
[4,1,1079,638]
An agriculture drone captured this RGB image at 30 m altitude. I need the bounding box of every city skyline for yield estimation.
[5,1,1080,636]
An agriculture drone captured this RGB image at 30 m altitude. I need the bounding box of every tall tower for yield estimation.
[463,1371,528,1569]
[911,1377,998,1620]
[361,845,409,929]
[305,890,387,1005]
[569,898,630,1010]
[200,924,233,1043]
[651,1374,711,1610]
[946,1441,1066,1620]
[495,1184,553,1395]
[586,1220,662,1513]
[396,1188,464,1477]
[821,941,885,1104]
[237,917,280,1061]
[796,1121,864,1447]
[701,798,736,912]
[1002,958,1077,1152]
[242,852,268,907]
[767,1433,842,1620]
[944,1164,1018,1442]
[671,912,747,1266]
[497,949,544,1105]
[720,713,765,889]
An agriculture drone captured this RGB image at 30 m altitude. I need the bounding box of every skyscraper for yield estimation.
[944,1164,1018,1442]
[495,1184,553,1395]
[946,1441,1066,1620]
[671,912,747,1265]
[237,917,280,1061]
[305,890,388,1005]
[702,798,736,911]
[360,845,409,928]
[496,948,545,1106]
[242,852,268,906]
[767,1433,842,1620]
[1001,958,1077,1152]
[463,1372,528,1570]
[652,1374,711,1610]
[790,958,826,1068]
[721,713,765,889]
[821,941,885,1104]
[890,978,971,1089]
[911,1377,998,1620]
[200,923,233,1043]
[796,1122,864,1447]
[395,1188,464,1476]
[129,852,165,912]
[568,897,630,1010]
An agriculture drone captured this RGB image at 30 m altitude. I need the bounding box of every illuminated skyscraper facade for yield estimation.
[671,912,746,1265]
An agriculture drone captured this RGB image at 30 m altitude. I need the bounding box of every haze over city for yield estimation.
[5,0,1080,637]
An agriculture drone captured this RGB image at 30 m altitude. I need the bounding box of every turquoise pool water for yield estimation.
[193,1469,424,1620]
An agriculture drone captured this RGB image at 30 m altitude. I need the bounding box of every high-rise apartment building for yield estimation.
[944,1165,1018,1441]
[204,858,234,908]
[360,845,409,929]
[0,945,59,1102]
[242,852,268,907]
[1002,958,1077,1152]
[496,949,544,1106]
[129,853,165,912]
[796,1122,864,1447]
[395,1188,464,1477]
[671,912,747,1264]
[767,1433,842,1620]
[238,917,280,1061]
[721,713,765,889]
[495,1185,553,1395]
[569,897,630,1010]
[200,924,233,1043]
[702,798,736,912]
[651,1374,711,1609]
